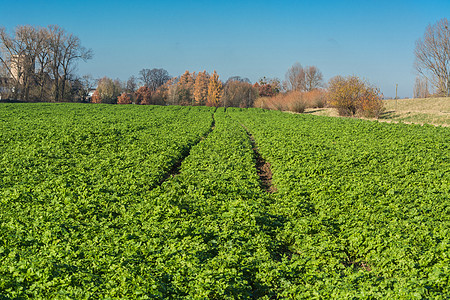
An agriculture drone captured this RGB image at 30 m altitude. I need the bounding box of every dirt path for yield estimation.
[240,124,277,193]
[157,113,216,185]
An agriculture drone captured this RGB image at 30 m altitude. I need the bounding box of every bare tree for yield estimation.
[139,68,170,91]
[35,27,51,100]
[0,64,11,99]
[413,76,430,98]
[0,25,55,101]
[415,18,450,96]
[226,76,251,84]
[78,74,96,101]
[305,66,323,91]
[0,24,92,102]
[150,68,170,91]
[47,25,64,101]
[14,26,39,100]
[0,26,31,100]
[139,69,151,87]
[285,62,306,91]
[126,75,137,93]
[223,80,257,108]
[47,25,92,102]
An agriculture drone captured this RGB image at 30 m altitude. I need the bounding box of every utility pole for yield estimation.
[395,84,398,111]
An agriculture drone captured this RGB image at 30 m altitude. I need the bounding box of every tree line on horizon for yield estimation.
[91,63,325,108]
[0,23,325,107]
[93,69,249,107]
[1,19,449,115]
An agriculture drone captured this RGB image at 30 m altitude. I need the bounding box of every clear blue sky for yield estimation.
[2,0,449,98]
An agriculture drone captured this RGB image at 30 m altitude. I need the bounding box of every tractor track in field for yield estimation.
[157,112,216,186]
[240,124,277,194]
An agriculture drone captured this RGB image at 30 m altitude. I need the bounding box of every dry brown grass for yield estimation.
[305,97,450,126]
[304,107,338,117]
[254,90,327,112]
[381,97,449,126]
[383,97,449,113]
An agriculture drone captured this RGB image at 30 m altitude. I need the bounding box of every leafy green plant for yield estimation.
[228,107,450,298]
[0,103,448,298]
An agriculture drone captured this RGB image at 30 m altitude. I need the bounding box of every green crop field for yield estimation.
[1,103,449,299]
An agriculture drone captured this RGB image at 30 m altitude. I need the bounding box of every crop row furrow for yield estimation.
[228,107,450,298]
[156,111,216,186]
[237,122,276,194]
[115,109,288,298]
[1,103,449,298]
[0,104,216,298]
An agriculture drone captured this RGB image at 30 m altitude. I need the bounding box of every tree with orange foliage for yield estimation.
[135,86,152,105]
[152,84,168,105]
[117,92,132,104]
[328,76,383,118]
[164,77,179,105]
[254,81,274,97]
[193,70,209,105]
[177,71,195,105]
[207,70,223,107]
[91,90,101,103]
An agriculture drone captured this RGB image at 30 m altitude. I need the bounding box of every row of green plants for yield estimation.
[1,104,449,298]
[0,104,216,298]
[228,108,450,298]
[1,105,296,298]
[105,110,290,298]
